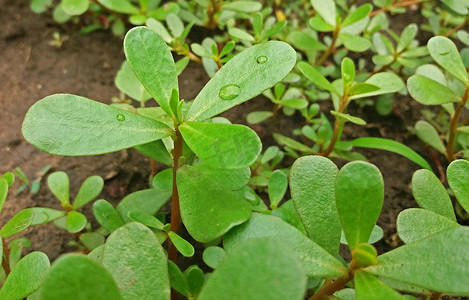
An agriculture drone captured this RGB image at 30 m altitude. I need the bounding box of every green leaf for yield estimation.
[0,252,50,299]
[268,170,287,207]
[372,54,394,66]
[1,172,15,187]
[278,98,308,109]
[288,31,327,51]
[441,0,468,15]
[179,122,261,168]
[298,62,339,96]
[102,222,170,300]
[80,232,105,250]
[66,211,87,233]
[411,169,456,220]
[342,4,372,27]
[177,164,251,243]
[97,0,138,14]
[397,23,417,53]
[355,271,404,300]
[62,0,89,15]
[447,159,469,214]
[339,34,371,52]
[128,210,164,230]
[73,175,104,209]
[115,61,152,103]
[366,226,469,295]
[224,213,347,278]
[22,94,171,156]
[290,156,341,255]
[168,261,189,297]
[166,13,184,38]
[134,140,172,166]
[407,75,462,105]
[47,171,69,204]
[341,57,355,87]
[331,111,366,125]
[311,0,336,26]
[168,231,195,257]
[222,1,262,13]
[185,266,204,297]
[428,36,468,84]
[414,120,446,154]
[31,207,65,225]
[246,111,273,124]
[185,41,296,121]
[341,225,383,245]
[30,0,53,13]
[117,189,171,223]
[309,14,335,32]
[336,161,384,250]
[40,254,122,300]
[93,199,125,231]
[229,27,255,42]
[52,4,71,23]
[199,238,307,300]
[397,208,460,244]
[152,168,173,191]
[0,178,8,215]
[273,133,313,153]
[0,208,34,238]
[349,83,380,96]
[350,72,404,99]
[124,27,178,117]
[202,246,227,269]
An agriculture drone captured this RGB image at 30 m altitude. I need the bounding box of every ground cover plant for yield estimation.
[2,0,469,299]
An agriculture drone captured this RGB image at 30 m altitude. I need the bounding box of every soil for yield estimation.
[0,0,462,296]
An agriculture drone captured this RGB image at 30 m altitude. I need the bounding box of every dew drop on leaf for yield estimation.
[219,84,240,100]
[256,55,268,64]
[116,114,125,121]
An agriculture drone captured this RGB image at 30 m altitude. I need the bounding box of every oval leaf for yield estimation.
[0,252,50,300]
[408,75,462,105]
[350,72,404,100]
[97,0,139,14]
[66,211,87,233]
[62,0,89,15]
[22,94,171,156]
[311,0,336,26]
[447,159,469,214]
[93,199,125,232]
[290,155,341,255]
[0,208,34,238]
[102,222,170,300]
[415,120,446,154]
[47,171,69,204]
[199,238,307,300]
[336,161,384,250]
[73,175,104,209]
[412,169,456,220]
[397,208,460,244]
[223,213,347,278]
[180,122,261,168]
[117,189,171,223]
[40,254,122,300]
[168,231,195,257]
[428,36,469,84]
[355,270,404,300]
[185,41,296,121]
[268,170,287,207]
[115,61,152,103]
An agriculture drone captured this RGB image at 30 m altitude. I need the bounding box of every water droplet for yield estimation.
[116,114,125,121]
[219,84,240,101]
[440,51,449,56]
[256,55,268,64]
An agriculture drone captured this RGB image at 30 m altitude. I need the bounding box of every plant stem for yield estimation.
[309,262,357,300]
[443,16,469,38]
[206,0,220,29]
[446,86,468,161]
[317,27,340,66]
[369,0,424,17]
[2,239,11,275]
[168,128,184,264]
[318,95,347,157]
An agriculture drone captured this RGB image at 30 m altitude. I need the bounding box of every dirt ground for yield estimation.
[0,0,455,266]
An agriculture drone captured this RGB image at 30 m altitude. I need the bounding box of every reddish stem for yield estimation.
[447,87,468,161]
[369,0,424,17]
[2,239,11,276]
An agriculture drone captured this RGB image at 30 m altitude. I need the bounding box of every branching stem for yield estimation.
[309,262,358,300]
[317,27,340,66]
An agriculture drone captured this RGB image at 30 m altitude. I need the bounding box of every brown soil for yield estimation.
[0,0,455,281]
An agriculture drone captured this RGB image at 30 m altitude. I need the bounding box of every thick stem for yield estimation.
[2,239,11,276]
[309,262,357,300]
[369,0,423,17]
[446,87,468,161]
[317,27,340,66]
[168,128,184,264]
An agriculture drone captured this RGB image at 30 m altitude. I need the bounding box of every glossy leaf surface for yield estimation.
[366,227,469,295]
[397,208,459,244]
[22,94,171,155]
[0,252,50,300]
[124,27,178,116]
[199,238,307,300]
[185,41,296,121]
[177,164,251,243]
[336,161,384,249]
[224,214,347,278]
[180,122,261,168]
[40,254,122,300]
[102,222,170,300]
[412,169,456,220]
[290,156,341,255]
[447,159,469,213]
